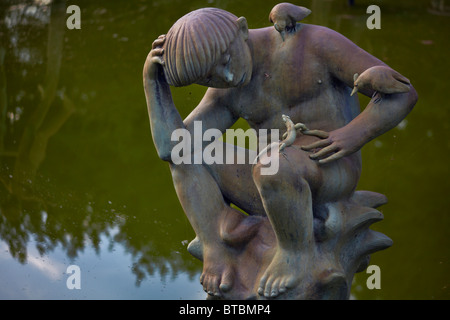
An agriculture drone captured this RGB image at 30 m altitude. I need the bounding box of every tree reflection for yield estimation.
[1,0,68,260]
[0,0,201,292]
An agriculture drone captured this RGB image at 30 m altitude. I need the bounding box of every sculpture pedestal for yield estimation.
[188,190,392,300]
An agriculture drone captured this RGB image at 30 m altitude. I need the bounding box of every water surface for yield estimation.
[0,0,449,299]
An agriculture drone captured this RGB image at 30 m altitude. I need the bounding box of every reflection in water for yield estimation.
[0,0,449,299]
[1,0,70,262]
[428,0,450,15]
[0,0,202,299]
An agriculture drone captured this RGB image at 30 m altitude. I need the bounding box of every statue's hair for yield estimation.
[163,8,240,87]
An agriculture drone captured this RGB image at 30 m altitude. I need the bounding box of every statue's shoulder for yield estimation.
[300,23,345,41]
[299,23,359,54]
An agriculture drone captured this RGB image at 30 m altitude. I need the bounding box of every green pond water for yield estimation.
[0,0,449,300]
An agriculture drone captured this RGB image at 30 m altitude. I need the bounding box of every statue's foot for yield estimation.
[258,248,306,298]
[200,246,236,298]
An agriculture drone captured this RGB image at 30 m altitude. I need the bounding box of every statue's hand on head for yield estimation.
[145,34,166,78]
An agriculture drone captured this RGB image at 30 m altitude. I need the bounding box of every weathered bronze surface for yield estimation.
[143,3,417,299]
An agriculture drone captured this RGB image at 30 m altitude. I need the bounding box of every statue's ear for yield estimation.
[237,16,249,40]
[353,73,359,82]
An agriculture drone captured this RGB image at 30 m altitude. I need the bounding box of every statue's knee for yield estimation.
[253,157,315,199]
[252,160,292,192]
[253,162,273,190]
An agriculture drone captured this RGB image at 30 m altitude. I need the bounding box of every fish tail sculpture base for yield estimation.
[187,190,392,300]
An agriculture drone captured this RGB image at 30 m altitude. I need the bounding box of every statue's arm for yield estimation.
[302,27,418,164]
[143,37,238,162]
[143,46,184,161]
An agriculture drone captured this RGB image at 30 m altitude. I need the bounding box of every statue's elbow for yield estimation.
[157,149,173,162]
[153,139,173,162]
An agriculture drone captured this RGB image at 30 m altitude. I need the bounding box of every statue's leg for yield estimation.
[251,133,362,298]
[252,151,317,298]
[204,143,265,216]
[169,161,261,297]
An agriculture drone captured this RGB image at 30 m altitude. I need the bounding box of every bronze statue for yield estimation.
[143,3,417,299]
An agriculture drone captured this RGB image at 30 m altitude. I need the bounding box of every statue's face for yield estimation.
[196,31,252,88]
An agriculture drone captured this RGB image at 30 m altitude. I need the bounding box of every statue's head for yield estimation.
[163,8,252,88]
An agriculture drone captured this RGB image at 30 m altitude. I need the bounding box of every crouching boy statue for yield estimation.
[143,3,417,299]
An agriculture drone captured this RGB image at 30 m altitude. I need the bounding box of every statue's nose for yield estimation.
[224,69,234,83]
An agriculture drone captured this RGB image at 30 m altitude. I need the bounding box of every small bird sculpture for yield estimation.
[351,66,411,99]
[269,3,311,41]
